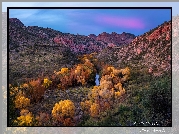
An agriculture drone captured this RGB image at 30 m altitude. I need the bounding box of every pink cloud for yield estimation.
[96,15,145,29]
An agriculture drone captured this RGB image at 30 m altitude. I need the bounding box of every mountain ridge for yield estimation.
[9,18,136,54]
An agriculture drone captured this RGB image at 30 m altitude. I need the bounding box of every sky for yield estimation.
[3,2,175,36]
[8,8,171,36]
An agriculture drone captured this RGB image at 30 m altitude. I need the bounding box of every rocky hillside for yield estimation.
[96,32,135,46]
[9,18,135,54]
[97,20,171,77]
[9,18,78,84]
[9,18,61,49]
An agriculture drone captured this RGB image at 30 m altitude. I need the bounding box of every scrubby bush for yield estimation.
[74,59,96,85]
[54,59,96,89]
[43,78,52,88]
[28,78,45,103]
[14,109,34,126]
[14,92,30,109]
[52,99,75,126]
[9,85,20,126]
[90,103,100,118]
[81,100,93,115]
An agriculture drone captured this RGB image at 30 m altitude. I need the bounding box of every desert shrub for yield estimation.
[55,68,74,89]
[78,53,98,65]
[90,103,100,118]
[121,67,130,82]
[81,100,93,115]
[54,59,96,89]
[52,99,75,126]
[14,92,30,109]
[43,78,52,88]
[63,118,74,126]
[74,59,96,85]
[13,109,34,126]
[28,78,45,103]
[9,85,20,126]
[54,68,69,75]
[35,112,51,126]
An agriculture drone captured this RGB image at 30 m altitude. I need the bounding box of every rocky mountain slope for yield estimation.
[96,31,135,46]
[97,20,171,77]
[9,18,135,54]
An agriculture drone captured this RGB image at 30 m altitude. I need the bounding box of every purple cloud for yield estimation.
[96,15,145,29]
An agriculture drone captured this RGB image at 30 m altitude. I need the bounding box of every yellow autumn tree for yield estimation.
[52,100,75,126]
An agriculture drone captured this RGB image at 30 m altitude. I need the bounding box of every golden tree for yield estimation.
[52,100,75,126]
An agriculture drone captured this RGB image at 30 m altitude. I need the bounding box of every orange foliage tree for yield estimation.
[28,78,45,103]
[54,58,96,90]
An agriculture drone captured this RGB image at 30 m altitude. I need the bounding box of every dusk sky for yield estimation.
[9,8,171,36]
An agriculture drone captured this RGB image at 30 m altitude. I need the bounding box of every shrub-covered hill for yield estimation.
[9,42,78,85]
[9,18,135,52]
[8,18,171,127]
[97,20,171,76]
